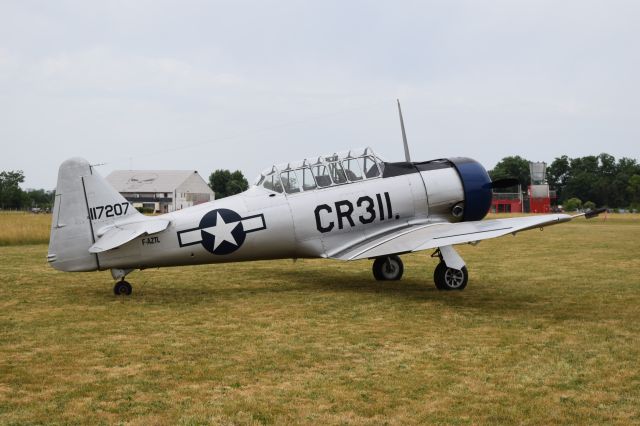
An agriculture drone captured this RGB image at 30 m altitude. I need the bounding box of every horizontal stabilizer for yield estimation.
[89,219,170,253]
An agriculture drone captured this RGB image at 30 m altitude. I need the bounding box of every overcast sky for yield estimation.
[1,0,639,189]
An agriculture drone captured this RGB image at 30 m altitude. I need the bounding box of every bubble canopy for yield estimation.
[255,147,385,194]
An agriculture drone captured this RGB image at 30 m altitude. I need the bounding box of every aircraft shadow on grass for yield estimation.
[77,266,559,316]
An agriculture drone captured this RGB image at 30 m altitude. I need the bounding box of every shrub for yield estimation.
[564,197,582,211]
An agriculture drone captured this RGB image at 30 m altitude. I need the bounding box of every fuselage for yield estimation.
[93,157,491,271]
[47,151,592,295]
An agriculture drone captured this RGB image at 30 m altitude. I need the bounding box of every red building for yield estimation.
[491,192,523,213]
[528,185,551,213]
[491,161,558,214]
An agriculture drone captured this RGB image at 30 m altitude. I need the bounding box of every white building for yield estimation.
[106,170,215,213]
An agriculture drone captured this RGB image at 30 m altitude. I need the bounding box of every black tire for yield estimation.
[433,262,468,291]
[114,280,133,296]
[372,255,404,281]
[433,262,447,290]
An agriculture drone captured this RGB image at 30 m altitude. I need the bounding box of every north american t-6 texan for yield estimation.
[47,103,604,295]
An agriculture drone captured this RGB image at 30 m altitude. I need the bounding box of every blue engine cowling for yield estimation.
[448,157,492,222]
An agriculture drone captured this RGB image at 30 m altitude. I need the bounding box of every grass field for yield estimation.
[0,212,639,424]
[0,212,50,246]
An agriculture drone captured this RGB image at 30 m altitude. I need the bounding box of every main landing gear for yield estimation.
[114,280,132,295]
[433,262,468,291]
[431,246,468,291]
[371,245,469,290]
[111,268,134,296]
[372,255,404,281]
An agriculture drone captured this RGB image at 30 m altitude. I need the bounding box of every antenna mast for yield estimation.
[397,99,411,162]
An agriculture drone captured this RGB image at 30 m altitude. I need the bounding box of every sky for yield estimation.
[1,0,639,190]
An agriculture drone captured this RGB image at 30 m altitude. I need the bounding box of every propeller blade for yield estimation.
[585,207,608,219]
[491,178,520,189]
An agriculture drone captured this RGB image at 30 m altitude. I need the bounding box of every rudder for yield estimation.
[48,158,141,272]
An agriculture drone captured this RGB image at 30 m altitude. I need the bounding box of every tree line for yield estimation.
[0,168,252,210]
[489,153,640,209]
[3,153,639,210]
[0,171,54,211]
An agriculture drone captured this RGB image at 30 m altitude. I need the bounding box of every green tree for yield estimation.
[598,153,617,176]
[595,153,619,207]
[564,197,582,211]
[628,174,640,209]
[583,201,596,211]
[23,189,55,209]
[0,170,26,209]
[488,156,531,188]
[547,155,570,200]
[562,156,599,205]
[616,158,640,207]
[548,154,639,207]
[208,169,249,199]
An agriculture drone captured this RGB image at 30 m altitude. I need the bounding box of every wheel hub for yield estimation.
[384,261,397,278]
[444,268,464,288]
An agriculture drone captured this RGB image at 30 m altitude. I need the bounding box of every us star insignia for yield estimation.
[177,208,266,255]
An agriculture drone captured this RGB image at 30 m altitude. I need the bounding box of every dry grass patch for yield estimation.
[0,214,639,424]
[0,212,51,246]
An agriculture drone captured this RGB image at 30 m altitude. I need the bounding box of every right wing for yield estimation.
[329,214,573,261]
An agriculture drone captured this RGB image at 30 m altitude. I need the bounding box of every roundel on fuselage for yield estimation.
[199,208,247,255]
[176,208,267,256]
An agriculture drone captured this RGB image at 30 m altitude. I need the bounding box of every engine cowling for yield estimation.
[417,157,492,223]
[448,157,492,222]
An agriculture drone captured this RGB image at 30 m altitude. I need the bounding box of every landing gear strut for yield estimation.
[111,268,134,296]
[372,255,404,281]
[432,246,468,291]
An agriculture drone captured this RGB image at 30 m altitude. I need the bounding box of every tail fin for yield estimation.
[48,158,141,272]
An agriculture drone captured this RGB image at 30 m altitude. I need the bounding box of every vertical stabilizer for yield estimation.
[48,158,141,272]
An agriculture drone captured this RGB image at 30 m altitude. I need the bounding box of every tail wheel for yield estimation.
[434,262,468,291]
[372,255,404,281]
[114,280,133,296]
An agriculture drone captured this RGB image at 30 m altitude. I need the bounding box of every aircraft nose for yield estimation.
[448,158,492,221]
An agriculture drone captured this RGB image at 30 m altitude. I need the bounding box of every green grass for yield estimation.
[0,214,639,424]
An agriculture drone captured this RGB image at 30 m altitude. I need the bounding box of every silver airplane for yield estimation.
[47,107,603,295]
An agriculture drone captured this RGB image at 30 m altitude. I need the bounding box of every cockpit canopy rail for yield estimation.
[256,147,384,194]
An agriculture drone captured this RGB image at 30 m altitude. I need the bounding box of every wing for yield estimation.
[89,218,170,253]
[329,214,573,261]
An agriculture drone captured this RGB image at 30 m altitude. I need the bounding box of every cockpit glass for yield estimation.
[258,148,382,192]
[280,170,302,194]
[302,167,317,191]
[342,158,363,182]
[361,156,380,178]
[311,165,332,187]
[262,173,283,193]
[328,162,347,184]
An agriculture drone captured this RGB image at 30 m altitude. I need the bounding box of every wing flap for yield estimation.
[89,219,170,253]
[332,214,572,261]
